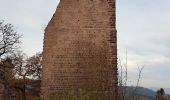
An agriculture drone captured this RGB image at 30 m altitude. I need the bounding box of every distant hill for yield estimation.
[136,87,155,98]
[121,86,156,100]
[150,87,170,94]
[134,87,155,100]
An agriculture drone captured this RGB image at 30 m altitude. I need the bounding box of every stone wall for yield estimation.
[0,82,4,100]
[41,0,117,99]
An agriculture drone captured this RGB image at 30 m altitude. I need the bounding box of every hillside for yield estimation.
[121,86,156,100]
[150,87,170,94]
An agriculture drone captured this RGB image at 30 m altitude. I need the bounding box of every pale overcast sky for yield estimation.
[0,0,170,90]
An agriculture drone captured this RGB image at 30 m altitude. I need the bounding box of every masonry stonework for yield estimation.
[41,0,117,99]
[0,82,4,100]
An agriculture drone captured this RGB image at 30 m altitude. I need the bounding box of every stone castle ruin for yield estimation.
[41,0,117,99]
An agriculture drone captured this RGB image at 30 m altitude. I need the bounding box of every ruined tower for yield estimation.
[41,0,117,99]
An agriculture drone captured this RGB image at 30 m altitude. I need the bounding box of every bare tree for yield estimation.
[8,52,42,100]
[9,52,28,100]
[26,53,42,80]
[129,66,144,99]
[0,21,21,57]
[118,53,144,100]
[11,52,42,80]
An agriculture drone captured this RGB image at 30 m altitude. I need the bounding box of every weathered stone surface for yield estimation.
[0,83,4,100]
[41,0,117,99]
